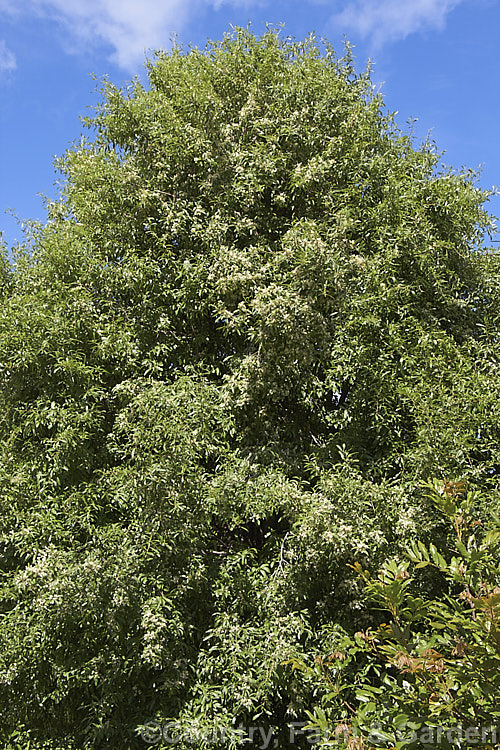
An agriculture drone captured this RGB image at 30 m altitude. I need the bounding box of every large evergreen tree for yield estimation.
[0,28,498,749]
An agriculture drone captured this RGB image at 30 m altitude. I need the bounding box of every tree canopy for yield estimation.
[0,28,499,749]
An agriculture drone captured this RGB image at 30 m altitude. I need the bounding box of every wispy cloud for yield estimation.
[0,40,16,74]
[330,0,463,48]
[30,0,196,70]
[5,0,267,72]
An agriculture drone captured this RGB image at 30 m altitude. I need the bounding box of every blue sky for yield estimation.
[1,0,499,248]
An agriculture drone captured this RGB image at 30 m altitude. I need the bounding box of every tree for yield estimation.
[0,28,498,749]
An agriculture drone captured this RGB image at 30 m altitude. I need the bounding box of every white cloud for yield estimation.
[330,0,463,48]
[10,0,267,71]
[30,0,195,70]
[23,0,271,72]
[0,40,16,73]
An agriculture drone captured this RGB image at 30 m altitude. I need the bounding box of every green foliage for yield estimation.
[0,27,499,749]
[301,480,500,748]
